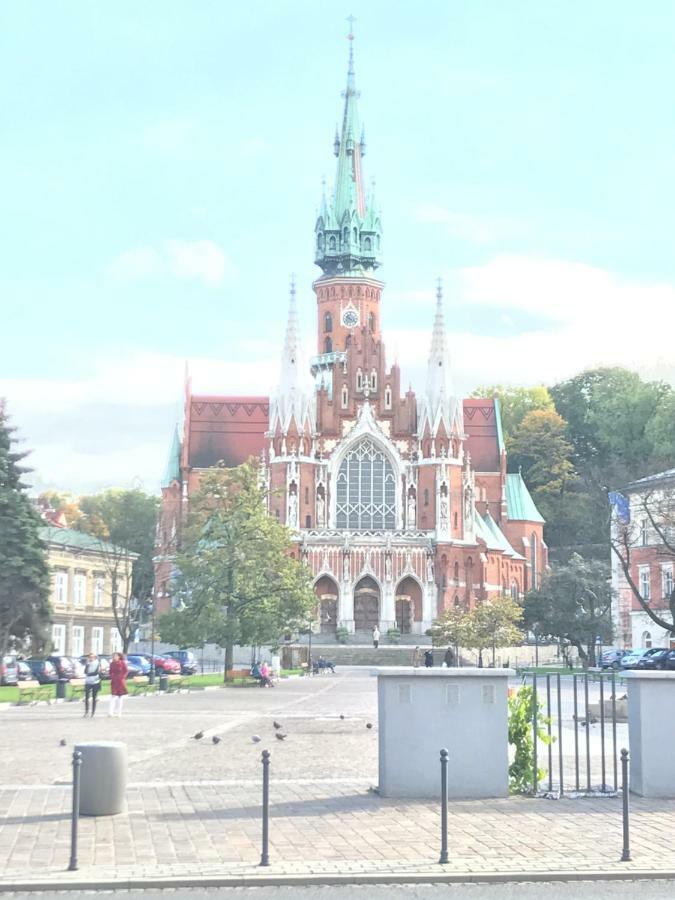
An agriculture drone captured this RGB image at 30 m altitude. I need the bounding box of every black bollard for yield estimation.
[439,748,449,864]
[620,748,631,862]
[68,750,82,871]
[260,749,271,867]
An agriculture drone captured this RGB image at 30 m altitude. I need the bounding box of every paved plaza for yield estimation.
[1,670,674,890]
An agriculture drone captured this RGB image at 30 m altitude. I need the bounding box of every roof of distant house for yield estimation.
[505,472,545,523]
[39,526,138,558]
[626,468,675,492]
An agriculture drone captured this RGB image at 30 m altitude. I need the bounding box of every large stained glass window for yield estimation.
[335,438,396,531]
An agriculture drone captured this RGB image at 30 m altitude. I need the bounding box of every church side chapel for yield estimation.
[154,29,546,636]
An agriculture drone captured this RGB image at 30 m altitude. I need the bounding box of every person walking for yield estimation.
[372,626,380,649]
[444,646,454,668]
[424,649,434,668]
[109,651,128,717]
[412,646,421,668]
[84,652,101,717]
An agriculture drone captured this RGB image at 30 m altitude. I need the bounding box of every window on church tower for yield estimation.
[424,488,429,507]
[325,336,332,353]
[384,385,392,409]
[368,312,375,331]
[329,236,337,251]
[370,369,377,391]
[324,312,332,332]
[341,385,348,408]
[364,237,372,251]
[335,438,396,531]
[356,369,363,390]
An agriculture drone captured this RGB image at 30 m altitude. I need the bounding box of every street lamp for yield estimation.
[148,588,156,685]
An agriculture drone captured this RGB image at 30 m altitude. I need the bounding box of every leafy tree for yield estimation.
[429,604,473,653]
[470,385,554,444]
[610,486,675,637]
[0,403,51,655]
[508,686,553,793]
[37,490,83,528]
[646,393,675,467]
[523,554,612,667]
[160,461,316,677]
[433,595,523,667]
[75,489,159,651]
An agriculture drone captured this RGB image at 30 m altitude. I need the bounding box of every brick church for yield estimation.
[154,32,546,636]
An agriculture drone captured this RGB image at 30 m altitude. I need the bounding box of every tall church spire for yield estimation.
[314,20,382,277]
[417,280,464,439]
[268,276,316,436]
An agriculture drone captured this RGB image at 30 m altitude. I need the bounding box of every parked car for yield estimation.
[127,655,153,676]
[47,655,76,680]
[17,660,32,681]
[164,650,198,675]
[662,650,675,670]
[636,648,670,669]
[68,657,85,678]
[124,658,144,678]
[600,649,628,670]
[151,655,181,675]
[79,655,111,679]
[25,659,58,684]
[620,649,654,670]
[1,655,19,686]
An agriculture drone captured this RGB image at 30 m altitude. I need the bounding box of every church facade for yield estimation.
[154,34,546,635]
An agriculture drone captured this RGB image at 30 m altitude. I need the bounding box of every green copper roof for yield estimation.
[39,526,136,557]
[494,396,505,454]
[314,29,382,276]
[505,473,545,523]
[482,511,525,560]
[162,424,181,488]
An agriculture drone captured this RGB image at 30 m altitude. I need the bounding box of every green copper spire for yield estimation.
[314,19,382,277]
[161,423,181,488]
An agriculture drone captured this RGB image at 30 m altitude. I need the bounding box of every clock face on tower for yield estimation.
[341,308,359,328]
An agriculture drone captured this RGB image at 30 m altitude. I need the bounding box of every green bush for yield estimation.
[387,627,401,644]
[508,685,554,793]
[336,626,349,644]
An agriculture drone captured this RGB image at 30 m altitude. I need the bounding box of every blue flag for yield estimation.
[608,491,630,524]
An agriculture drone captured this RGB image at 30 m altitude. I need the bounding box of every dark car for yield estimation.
[125,658,143,678]
[79,656,111,680]
[637,648,670,669]
[17,660,32,681]
[47,655,76,680]
[26,659,58,684]
[1,655,20,686]
[600,649,628,670]
[662,650,675,670]
[165,650,198,675]
[620,649,653,670]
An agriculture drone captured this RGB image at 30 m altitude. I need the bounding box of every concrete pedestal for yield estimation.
[626,671,675,797]
[75,741,127,816]
[374,667,513,799]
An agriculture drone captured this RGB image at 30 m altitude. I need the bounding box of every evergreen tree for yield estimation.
[0,403,50,655]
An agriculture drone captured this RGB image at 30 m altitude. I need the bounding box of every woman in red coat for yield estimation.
[109,652,128,717]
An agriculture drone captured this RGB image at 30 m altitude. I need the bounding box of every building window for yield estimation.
[91,626,104,655]
[364,236,372,251]
[304,486,309,504]
[356,368,363,390]
[110,630,122,654]
[305,515,312,528]
[55,572,68,605]
[453,595,460,608]
[324,312,333,332]
[329,235,336,251]
[52,623,66,654]
[531,533,538,589]
[368,312,375,331]
[71,625,85,658]
[335,438,396,531]
[370,369,377,391]
[454,512,458,529]
[640,518,648,546]
[663,565,674,601]
[384,385,392,409]
[73,573,86,607]
[341,384,348,408]
[510,581,519,601]
[642,630,652,649]
[639,565,651,600]
[93,577,104,607]
[324,336,332,353]
[424,488,429,507]
[453,562,459,583]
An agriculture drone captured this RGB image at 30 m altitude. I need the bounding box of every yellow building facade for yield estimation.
[40,526,135,657]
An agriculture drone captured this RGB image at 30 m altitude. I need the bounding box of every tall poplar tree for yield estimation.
[0,403,50,655]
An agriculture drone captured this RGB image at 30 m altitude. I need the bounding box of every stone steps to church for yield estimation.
[288,644,453,667]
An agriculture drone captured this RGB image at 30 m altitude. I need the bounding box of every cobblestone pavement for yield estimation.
[1,670,674,886]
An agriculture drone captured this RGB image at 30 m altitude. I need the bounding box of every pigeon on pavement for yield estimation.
[273,721,282,730]
[251,735,262,743]
[339,714,345,720]
[366,723,373,729]
[212,736,221,745]
[194,731,204,740]
[275,732,287,741]
[59,739,67,746]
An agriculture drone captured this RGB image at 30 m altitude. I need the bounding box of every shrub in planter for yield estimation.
[387,627,401,644]
[336,626,349,644]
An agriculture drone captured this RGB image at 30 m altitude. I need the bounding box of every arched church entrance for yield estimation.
[314,575,339,634]
[394,576,423,633]
[353,576,380,632]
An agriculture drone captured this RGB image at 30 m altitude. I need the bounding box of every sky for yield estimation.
[2,1,675,495]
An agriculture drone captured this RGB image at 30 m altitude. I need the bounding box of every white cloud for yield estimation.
[110,240,234,287]
[414,205,521,244]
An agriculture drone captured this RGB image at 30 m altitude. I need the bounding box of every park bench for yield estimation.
[225,667,258,685]
[128,675,157,696]
[165,674,188,693]
[16,680,53,705]
[68,679,86,702]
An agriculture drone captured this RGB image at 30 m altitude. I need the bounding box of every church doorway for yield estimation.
[314,575,339,634]
[353,576,380,631]
[395,577,423,633]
